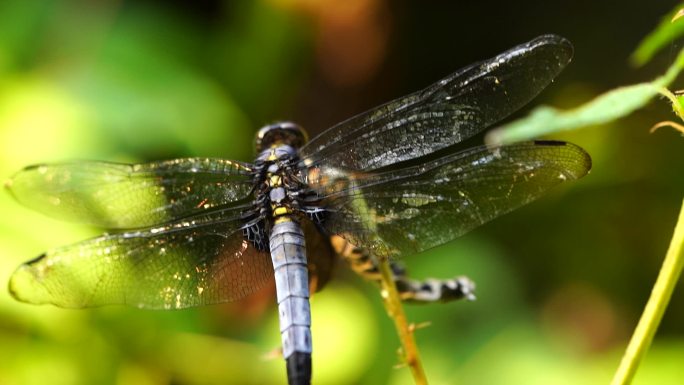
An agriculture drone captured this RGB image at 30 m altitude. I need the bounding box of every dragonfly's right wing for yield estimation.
[8,204,274,309]
[310,141,590,258]
[5,158,254,229]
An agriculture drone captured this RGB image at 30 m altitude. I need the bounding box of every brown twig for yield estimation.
[377,255,428,385]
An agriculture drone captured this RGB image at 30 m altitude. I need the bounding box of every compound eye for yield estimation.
[255,122,308,152]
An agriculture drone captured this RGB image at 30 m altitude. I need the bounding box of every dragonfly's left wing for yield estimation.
[5,158,254,229]
[309,141,590,257]
[8,204,274,309]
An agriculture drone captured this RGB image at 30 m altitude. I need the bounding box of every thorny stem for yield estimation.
[610,198,684,385]
[655,87,684,121]
[377,255,428,385]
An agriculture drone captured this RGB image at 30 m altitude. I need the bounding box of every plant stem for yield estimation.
[610,198,684,385]
[377,255,428,385]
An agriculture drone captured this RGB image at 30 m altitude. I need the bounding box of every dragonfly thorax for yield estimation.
[244,144,320,251]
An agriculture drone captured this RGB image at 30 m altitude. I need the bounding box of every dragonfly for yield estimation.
[6,35,590,385]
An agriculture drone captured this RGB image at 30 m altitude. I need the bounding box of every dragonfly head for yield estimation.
[255,122,308,153]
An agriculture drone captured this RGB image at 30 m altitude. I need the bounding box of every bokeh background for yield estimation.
[1,1,684,384]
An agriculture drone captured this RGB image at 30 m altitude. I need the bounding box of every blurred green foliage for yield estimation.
[1,1,684,385]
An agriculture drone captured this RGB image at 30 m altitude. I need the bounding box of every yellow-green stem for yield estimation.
[610,198,684,385]
[377,256,428,385]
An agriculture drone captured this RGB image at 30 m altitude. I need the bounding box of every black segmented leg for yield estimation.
[331,236,476,303]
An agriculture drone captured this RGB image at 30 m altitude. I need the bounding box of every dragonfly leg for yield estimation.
[331,236,476,303]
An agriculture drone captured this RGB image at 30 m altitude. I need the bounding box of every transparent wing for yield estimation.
[311,141,590,257]
[5,158,254,229]
[300,35,573,171]
[8,205,274,309]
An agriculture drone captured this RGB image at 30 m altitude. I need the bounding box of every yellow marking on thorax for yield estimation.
[274,214,295,224]
[269,175,282,187]
[273,206,292,217]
